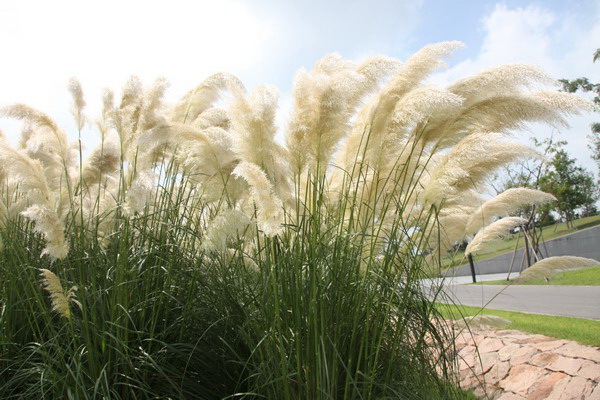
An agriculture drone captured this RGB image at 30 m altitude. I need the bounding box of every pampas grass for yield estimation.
[465,216,528,256]
[0,42,595,400]
[232,161,284,236]
[465,188,556,235]
[515,256,600,282]
[39,268,78,320]
[423,132,538,204]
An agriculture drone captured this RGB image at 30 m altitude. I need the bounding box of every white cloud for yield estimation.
[0,0,273,144]
[430,3,600,175]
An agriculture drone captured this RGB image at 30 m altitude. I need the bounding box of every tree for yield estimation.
[490,136,562,226]
[538,149,598,228]
[559,48,600,175]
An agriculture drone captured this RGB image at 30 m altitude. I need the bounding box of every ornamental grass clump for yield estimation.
[515,256,600,282]
[0,42,594,399]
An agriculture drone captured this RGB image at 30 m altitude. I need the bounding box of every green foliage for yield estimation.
[0,159,461,400]
[539,149,598,226]
[497,136,598,227]
[559,47,600,175]
[558,77,600,104]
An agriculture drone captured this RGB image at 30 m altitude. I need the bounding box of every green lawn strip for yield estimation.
[476,267,600,286]
[436,303,600,347]
[439,215,600,270]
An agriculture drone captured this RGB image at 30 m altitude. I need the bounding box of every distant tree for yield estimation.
[559,48,600,176]
[538,149,598,228]
[490,136,562,226]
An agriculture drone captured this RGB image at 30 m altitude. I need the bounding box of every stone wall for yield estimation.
[455,327,600,399]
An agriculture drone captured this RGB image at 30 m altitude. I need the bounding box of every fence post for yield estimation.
[468,253,477,283]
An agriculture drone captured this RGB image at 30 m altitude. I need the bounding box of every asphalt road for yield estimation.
[437,284,600,320]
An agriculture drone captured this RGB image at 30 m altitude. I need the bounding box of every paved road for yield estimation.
[422,272,520,286]
[437,284,600,320]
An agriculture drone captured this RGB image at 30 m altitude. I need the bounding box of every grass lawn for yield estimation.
[436,303,600,346]
[477,266,600,286]
[440,215,600,270]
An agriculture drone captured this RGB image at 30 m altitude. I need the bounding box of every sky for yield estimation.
[0,0,599,175]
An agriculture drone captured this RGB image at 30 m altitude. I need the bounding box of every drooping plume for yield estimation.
[171,73,245,124]
[2,104,77,194]
[39,269,78,320]
[465,188,556,235]
[232,161,284,236]
[22,205,69,260]
[515,256,600,282]
[423,133,539,205]
[0,139,68,259]
[465,217,528,256]
[448,64,552,106]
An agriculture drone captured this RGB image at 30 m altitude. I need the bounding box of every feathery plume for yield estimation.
[136,123,204,165]
[529,90,599,114]
[112,76,143,160]
[171,73,245,124]
[192,108,231,130]
[202,209,255,252]
[39,269,77,320]
[230,85,280,157]
[452,315,511,330]
[140,77,169,131]
[515,256,600,282]
[465,188,556,234]
[448,64,551,106]
[102,89,115,120]
[174,126,242,202]
[366,42,464,138]
[286,53,401,174]
[0,103,59,133]
[435,212,472,250]
[366,87,462,170]
[22,205,69,260]
[96,89,115,142]
[230,84,291,200]
[110,77,170,167]
[335,42,463,177]
[68,78,86,131]
[388,87,463,137]
[119,76,143,109]
[421,89,597,151]
[232,161,284,236]
[0,140,52,204]
[125,169,156,215]
[81,137,120,186]
[423,133,539,204]
[2,104,77,194]
[352,55,402,101]
[465,216,527,256]
[135,123,240,202]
